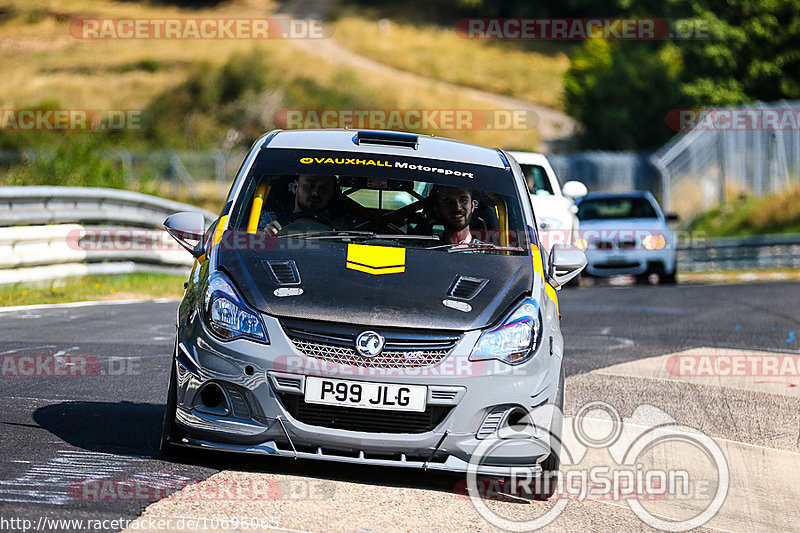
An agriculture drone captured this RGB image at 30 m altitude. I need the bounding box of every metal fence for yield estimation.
[0,149,246,201]
[546,100,800,219]
[3,101,800,218]
[548,152,660,194]
[653,100,800,217]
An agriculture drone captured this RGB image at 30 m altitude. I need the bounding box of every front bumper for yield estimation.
[584,248,675,277]
[169,312,563,476]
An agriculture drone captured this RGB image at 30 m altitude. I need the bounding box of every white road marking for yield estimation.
[0,299,178,314]
[593,346,800,397]
[0,450,136,504]
[0,345,56,355]
[0,450,191,505]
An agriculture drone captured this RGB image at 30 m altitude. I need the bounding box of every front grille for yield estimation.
[430,389,459,401]
[280,394,451,433]
[477,407,508,439]
[281,318,460,369]
[274,375,303,391]
[595,261,639,269]
[223,384,252,419]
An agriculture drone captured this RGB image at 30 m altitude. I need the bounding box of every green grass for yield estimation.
[0,273,186,307]
[688,184,800,238]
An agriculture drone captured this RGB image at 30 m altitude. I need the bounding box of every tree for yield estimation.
[565,40,683,149]
[564,0,800,149]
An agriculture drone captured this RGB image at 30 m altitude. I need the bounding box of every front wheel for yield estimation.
[537,367,564,499]
[159,353,183,456]
[660,265,678,284]
[514,367,563,500]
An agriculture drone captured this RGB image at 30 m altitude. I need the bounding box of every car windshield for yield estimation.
[227,148,533,254]
[577,197,658,220]
[519,164,554,196]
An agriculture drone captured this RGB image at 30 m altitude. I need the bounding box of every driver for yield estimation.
[431,185,478,245]
[266,174,340,235]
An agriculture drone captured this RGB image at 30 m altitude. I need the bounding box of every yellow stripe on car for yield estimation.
[346,244,406,275]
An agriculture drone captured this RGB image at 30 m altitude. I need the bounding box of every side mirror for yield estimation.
[548,244,587,288]
[665,213,680,222]
[164,212,207,257]
[561,180,588,199]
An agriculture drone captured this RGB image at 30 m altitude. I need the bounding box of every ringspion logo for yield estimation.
[465,401,729,531]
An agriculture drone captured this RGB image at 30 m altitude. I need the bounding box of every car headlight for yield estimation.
[202,271,268,343]
[470,299,540,365]
[642,233,666,250]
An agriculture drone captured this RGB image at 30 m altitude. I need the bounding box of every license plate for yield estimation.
[304,377,427,412]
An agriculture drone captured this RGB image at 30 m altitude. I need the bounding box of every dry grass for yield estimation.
[330,15,571,110]
[0,0,541,150]
[687,182,800,237]
[742,183,800,231]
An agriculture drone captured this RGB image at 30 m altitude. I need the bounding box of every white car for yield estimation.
[575,191,678,284]
[507,152,587,250]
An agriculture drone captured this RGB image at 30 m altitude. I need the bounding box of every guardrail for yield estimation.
[0,187,218,285]
[1,187,797,284]
[677,233,800,272]
[0,186,216,227]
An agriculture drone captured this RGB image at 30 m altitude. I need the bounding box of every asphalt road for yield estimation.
[0,281,798,532]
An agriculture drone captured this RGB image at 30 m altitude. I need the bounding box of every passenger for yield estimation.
[431,185,478,245]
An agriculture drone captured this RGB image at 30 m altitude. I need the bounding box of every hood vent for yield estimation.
[265,260,301,285]
[448,276,488,301]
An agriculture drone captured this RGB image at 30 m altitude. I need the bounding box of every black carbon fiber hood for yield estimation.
[218,238,532,331]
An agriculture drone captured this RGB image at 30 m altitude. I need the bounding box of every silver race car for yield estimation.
[161,129,585,493]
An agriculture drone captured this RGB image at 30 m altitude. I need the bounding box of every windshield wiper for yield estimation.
[281,230,376,240]
[370,234,441,241]
[284,231,440,242]
[445,242,526,253]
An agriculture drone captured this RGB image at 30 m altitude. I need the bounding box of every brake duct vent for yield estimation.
[265,260,301,284]
[448,275,488,300]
